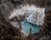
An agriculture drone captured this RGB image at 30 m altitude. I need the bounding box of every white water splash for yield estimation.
[9,4,45,25]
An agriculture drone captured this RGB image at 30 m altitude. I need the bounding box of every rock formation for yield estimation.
[0,0,51,40]
[45,0,51,35]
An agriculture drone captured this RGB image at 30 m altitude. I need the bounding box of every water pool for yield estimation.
[21,21,41,35]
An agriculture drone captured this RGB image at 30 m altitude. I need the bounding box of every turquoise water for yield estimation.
[21,21,41,34]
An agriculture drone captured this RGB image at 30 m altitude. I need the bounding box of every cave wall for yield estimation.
[45,0,51,32]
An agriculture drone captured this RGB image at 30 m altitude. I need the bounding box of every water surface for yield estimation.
[21,21,41,34]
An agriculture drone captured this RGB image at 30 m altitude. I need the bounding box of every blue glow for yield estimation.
[21,21,41,34]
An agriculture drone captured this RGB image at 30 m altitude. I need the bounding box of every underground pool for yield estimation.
[21,20,41,35]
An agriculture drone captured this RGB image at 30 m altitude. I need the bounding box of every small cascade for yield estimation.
[9,4,45,36]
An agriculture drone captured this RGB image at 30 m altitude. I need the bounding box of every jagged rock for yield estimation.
[0,0,51,40]
[0,0,26,40]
